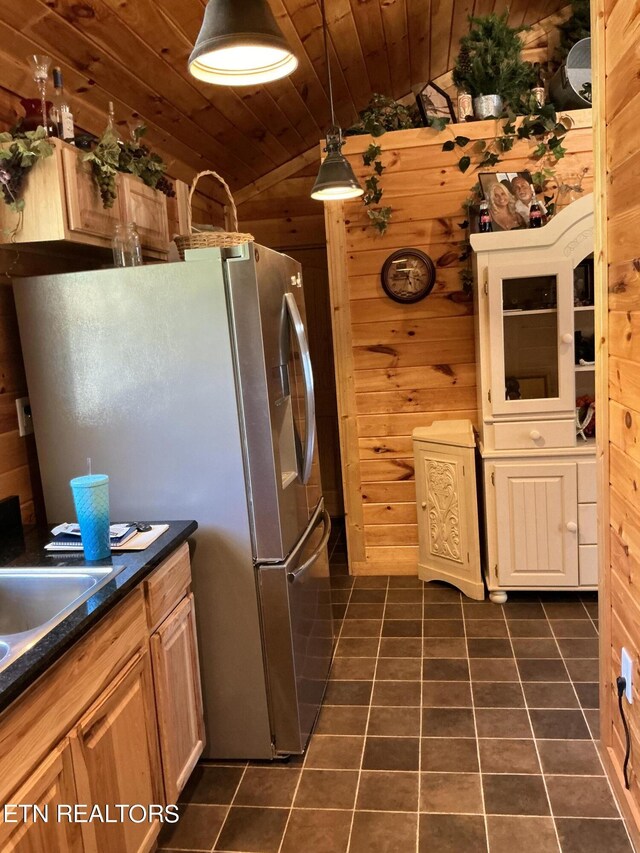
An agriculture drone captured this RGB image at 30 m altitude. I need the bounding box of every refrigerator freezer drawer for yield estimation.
[257,500,334,755]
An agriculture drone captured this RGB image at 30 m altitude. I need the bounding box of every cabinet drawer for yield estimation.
[144,541,191,629]
[579,544,598,585]
[578,504,597,545]
[493,420,576,451]
[577,460,597,503]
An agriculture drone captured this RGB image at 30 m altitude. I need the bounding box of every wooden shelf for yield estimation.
[574,305,595,311]
[575,364,595,372]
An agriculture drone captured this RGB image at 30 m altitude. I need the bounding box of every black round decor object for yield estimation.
[380,249,436,303]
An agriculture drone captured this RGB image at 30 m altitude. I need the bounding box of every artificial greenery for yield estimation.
[84,128,120,208]
[346,94,421,138]
[452,12,535,108]
[557,0,590,60]
[450,103,572,291]
[0,127,54,213]
[84,124,175,210]
[361,142,391,235]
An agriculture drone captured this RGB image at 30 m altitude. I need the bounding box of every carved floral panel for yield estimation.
[426,459,462,563]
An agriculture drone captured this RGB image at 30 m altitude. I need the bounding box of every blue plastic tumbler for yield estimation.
[70,474,110,560]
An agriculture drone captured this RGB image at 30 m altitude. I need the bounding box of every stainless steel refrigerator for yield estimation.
[13,243,334,760]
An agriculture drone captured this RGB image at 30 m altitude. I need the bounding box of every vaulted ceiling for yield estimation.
[0,0,567,193]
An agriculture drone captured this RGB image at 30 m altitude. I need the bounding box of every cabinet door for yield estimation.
[0,740,83,853]
[151,593,205,802]
[414,442,483,599]
[119,175,169,253]
[70,652,163,853]
[488,258,575,416]
[62,146,120,241]
[494,461,579,586]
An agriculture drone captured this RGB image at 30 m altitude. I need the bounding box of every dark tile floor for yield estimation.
[158,525,634,853]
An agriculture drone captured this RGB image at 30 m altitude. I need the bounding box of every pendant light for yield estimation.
[311,0,363,201]
[189,0,298,86]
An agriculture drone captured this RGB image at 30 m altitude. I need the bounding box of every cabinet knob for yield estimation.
[566,521,578,533]
[561,333,573,344]
[530,430,542,441]
[421,501,427,509]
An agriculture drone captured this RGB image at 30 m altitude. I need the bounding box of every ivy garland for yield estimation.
[450,103,572,294]
[0,128,54,214]
[362,143,391,235]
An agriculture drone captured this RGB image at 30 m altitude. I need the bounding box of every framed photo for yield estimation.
[478,171,544,232]
[416,81,456,125]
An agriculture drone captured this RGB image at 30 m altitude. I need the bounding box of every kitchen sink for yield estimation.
[0,566,125,674]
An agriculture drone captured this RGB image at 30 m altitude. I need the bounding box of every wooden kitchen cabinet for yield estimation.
[119,174,169,253]
[61,145,121,243]
[0,740,83,853]
[0,139,169,259]
[70,651,163,853]
[151,593,205,802]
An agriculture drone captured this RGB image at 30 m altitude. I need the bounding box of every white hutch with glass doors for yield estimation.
[471,194,596,603]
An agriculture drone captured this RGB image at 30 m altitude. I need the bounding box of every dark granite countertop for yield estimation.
[0,520,197,714]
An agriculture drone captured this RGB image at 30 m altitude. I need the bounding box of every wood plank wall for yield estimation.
[325,112,594,575]
[593,0,640,840]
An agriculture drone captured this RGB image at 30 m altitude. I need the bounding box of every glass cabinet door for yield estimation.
[488,259,575,415]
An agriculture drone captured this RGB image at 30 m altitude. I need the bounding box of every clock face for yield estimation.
[381,249,436,303]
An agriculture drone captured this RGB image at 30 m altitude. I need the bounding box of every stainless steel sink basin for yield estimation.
[0,565,125,674]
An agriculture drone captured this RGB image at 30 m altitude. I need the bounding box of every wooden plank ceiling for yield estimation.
[0,0,566,193]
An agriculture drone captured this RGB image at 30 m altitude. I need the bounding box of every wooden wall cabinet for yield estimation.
[0,540,203,853]
[0,140,169,259]
[471,196,597,602]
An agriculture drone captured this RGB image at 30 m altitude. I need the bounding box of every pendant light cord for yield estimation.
[320,0,336,129]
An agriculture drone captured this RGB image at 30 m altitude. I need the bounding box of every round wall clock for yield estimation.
[380,249,436,303]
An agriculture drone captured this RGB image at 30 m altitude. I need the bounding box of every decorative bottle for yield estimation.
[479,200,493,232]
[457,88,473,123]
[529,195,544,228]
[531,65,545,109]
[112,222,142,267]
[49,67,75,144]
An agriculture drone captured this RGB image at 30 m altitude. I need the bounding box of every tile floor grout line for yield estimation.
[505,603,563,853]
[344,575,390,853]
[463,598,491,852]
[210,763,249,853]
[540,599,635,849]
[274,561,357,853]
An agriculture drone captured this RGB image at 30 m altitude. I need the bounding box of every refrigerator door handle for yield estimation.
[287,510,331,583]
[284,291,316,485]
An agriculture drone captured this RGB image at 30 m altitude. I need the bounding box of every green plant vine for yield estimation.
[446,104,573,293]
[0,127,54,214]
[84,124,175,210]
[362,142,391,235]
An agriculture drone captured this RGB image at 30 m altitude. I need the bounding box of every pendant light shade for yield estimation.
[311,130,364,201]
[311,0,363,201]
[189,0,298,86]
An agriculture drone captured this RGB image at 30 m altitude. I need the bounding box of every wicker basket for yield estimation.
[174,169,254,260]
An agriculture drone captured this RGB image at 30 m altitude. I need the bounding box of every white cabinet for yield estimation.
[413,421,483,600]
[487,258,576,417]
[493,461,579,587]
[471,196,597,601]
